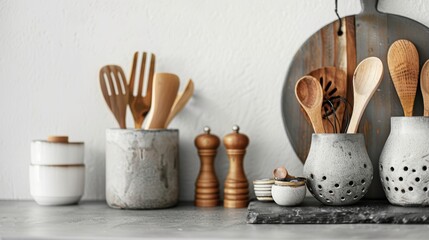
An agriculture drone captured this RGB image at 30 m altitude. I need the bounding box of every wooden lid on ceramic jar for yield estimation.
[31,135,84,165]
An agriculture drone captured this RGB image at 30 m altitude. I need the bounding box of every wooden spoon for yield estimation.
[387,39,419,117]
[347,57,383,133]
[295,76,325,133]
[164,79,194,128]
[420,60,429,116]
[99,65,129,129]
[144,73,180,129]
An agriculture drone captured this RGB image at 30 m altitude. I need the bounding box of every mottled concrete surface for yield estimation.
[1,200,429,239]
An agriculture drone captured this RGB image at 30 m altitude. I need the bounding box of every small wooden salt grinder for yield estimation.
[194,126,220,207]
[223,125,249,208]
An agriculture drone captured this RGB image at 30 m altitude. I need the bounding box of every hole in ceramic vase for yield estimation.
[353,195,358,200]
[423,166,427,171]
[416,177,420,182]
[409,187,413,191]
[318,185,322,190]
[335,183,339,188]
[387,187,391,191]
[390,167,394,172]
[322,176,327,180]
[380,164,383,170]
[401,189,405,193]
[362,187,365,192]
[329,190,334,195]
[341,197,345,201]
[349,181,354,186]
[424,187,428,192]
[310,174,314,179]
[412,169,416,172]
[385,177,389,181]
[346,190,352,195]
[308,186,313,192]
[394,187,398,191]
[361,179,366,184]
[399,177,403,181]
[404,166,408,171]
[364,164,367,168]
[326,199,331,203]
[319,193,323,197]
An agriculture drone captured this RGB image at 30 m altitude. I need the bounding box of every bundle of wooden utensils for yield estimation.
[99,52,194,129]
[295,39,429,134]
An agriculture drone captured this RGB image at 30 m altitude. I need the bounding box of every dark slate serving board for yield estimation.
[246,198,429,224]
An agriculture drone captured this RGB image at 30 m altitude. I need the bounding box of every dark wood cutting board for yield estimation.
[281,0,429,199]
[247,198,429,224]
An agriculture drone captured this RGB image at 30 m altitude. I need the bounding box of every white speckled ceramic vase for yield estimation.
[106,129,179,209]
[304,134,373,205]
[380,117,429,206]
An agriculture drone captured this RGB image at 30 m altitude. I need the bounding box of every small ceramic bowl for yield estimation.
[272,178,306,206]
[253,179,274,202]
[31,140,84,165]
[29,164,85,205]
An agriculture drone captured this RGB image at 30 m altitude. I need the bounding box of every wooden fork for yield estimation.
[129,52,155,129]
[99,65,129,129]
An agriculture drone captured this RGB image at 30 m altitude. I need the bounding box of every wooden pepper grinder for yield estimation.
[194,126,220,207]
[223,125,249,208]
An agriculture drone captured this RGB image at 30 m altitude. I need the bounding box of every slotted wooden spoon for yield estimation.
[420,60,429,116]
[307,67,347,133]
[387,39,419,117]
[129,52,155,129]
[99,65,129,129]
[145,73,180,129]
[164,79,194,128]
[347,57,384,133]
[295,76,325,133]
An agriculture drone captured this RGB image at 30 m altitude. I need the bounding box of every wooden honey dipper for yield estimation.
[223,125,249,208]
[194,126,220,207]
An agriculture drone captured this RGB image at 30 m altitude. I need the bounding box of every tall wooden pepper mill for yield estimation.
[223,125,249,208]
[194,126,220,207]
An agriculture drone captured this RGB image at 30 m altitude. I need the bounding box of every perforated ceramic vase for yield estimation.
[380,117,429,206]
[303,134,373,205]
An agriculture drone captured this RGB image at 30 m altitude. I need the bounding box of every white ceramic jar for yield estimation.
[304,134,373,205]
[380,117,429,206]
[29,136,85,206]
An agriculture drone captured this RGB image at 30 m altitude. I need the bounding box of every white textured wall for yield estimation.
[0,0,428,201]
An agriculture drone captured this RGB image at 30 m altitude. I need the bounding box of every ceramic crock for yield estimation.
[380,117,429,206]
[106,129,179,209]
[304,134,373,205]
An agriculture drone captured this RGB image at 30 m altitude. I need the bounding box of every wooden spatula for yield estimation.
[387,39,419,117]
[144,73,180,129]
[347,57,384,133]
[420,60,429,116]
[295,76,325,133]
[129,52,155,129]
[99,65,129,129]
[164,79,194,128]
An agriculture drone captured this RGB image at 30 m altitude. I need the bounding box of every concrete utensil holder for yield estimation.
[304,134,373,205]
[106,129,179,209]
[380,117,429,206]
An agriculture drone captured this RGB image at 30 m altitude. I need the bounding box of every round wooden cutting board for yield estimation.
[281,0,429,198]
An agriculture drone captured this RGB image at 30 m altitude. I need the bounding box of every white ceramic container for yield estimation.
[304,134,373,205]
[29,164,85,205]
[272,184,306,206]
[106,129,179,209]
[380,117,429,206]
[31,140,84,165]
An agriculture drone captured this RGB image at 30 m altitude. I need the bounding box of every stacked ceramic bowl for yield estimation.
[253,179,274,201]
[30,136,85,206]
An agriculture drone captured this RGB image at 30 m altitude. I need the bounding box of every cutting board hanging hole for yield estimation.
[334,0,343,36]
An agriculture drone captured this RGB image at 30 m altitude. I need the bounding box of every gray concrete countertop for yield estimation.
[1,201,429,240]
